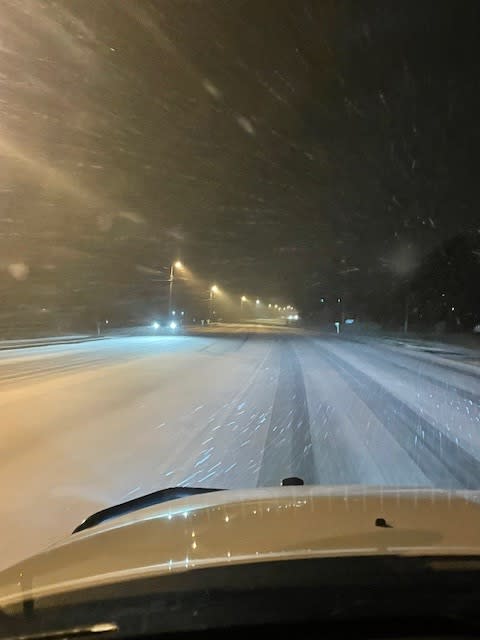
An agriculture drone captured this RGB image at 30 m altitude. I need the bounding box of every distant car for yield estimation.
[150,318,181,334]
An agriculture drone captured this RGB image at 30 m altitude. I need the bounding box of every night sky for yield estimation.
[1,0,479,323]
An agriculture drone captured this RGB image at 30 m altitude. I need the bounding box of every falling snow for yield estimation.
[236,115,255,135]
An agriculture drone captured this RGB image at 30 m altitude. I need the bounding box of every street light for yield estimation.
[337,297,345,323]
[168,261,184,317]
[240,295,247,314]
[256,299,260,305]
[209,285,219,319]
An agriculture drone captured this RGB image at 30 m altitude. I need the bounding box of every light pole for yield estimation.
[241,295,247,316]
[168,261,183,317]
[403,293,409,334]
[209,285,219,320]
[337,297,345,324]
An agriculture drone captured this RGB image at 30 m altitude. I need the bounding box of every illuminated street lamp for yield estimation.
[209,284,219,319]
[337,297,345,323]
[256,299,260,305]
[241,295,247,314]
[168,261,184,317]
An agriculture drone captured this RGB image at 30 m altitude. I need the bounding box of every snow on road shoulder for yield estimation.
[319,339,480,462]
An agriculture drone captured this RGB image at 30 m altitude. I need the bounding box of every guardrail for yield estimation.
[0,335,104,352]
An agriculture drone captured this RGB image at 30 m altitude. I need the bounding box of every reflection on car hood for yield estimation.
[1,485,480,605]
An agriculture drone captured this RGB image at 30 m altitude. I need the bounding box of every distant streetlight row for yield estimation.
[239,296,297,314]
[168,259,297,319]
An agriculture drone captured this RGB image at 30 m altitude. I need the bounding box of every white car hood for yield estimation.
[1,485,480,605]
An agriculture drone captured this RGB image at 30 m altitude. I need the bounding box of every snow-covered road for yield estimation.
[1,325,479,569]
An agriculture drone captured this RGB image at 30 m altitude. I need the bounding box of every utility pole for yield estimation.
[168,263,174,317]
[403,293,409,334]
[337,297,345,324]
[209,285,218,320]
[168,261,183,317]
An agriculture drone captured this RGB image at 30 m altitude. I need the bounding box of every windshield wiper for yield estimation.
[72,486,224,534]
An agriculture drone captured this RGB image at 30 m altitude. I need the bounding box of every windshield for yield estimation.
[1,0,480,575]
